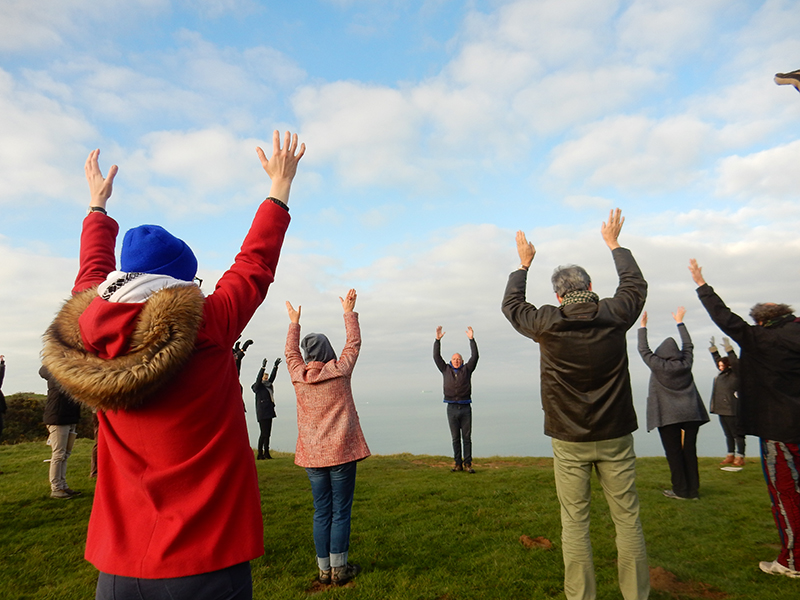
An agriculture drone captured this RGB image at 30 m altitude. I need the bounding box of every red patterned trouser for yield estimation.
[761,439,800,569]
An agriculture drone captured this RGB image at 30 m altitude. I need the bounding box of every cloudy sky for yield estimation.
[2,0,799,458]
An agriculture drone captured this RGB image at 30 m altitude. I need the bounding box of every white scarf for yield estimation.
[98,271,200,304]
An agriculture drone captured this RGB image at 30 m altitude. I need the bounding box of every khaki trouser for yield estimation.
[47,424,77,491]
[551,434,650,600]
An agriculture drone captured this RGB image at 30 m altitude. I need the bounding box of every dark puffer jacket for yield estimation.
[698,284,800,443]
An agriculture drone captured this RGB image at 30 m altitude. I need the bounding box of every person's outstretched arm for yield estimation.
[433,326,448,372]
[603,209,647,326]
[501,230,539,339]
[464,326,479,370]
[337,289,361,374]
[206,131,305,345]
[673,306,694,367]
[269,358,281,383]
[284,301,304,378]
[73,149,119,293]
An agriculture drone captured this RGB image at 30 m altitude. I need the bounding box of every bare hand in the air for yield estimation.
[640,311,648,328]
[515,231,535,268]
[340,289,357,313]
[436,326,445,340]
[286,301,301,324]
[256,130,306,205]
[85,149,118,209]
[601,208,624,250]
[688,259,706,287]
[466,326,474,340]
[672,306,686,323]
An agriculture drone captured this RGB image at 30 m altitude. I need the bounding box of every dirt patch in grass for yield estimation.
[520,534,553,549]
[650,566,728,599]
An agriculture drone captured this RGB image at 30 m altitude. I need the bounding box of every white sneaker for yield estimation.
[759,560,800,578]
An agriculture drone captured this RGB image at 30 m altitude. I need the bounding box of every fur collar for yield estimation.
[42,285,205,411]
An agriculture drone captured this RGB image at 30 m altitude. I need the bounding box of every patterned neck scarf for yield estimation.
[560,290,600,308]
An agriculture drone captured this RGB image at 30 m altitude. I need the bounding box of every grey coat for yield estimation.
[638,324,709,432]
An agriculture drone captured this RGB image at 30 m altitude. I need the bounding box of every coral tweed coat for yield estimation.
[286,312,371,468]
[42,203,290,578]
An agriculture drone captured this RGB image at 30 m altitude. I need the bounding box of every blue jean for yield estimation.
[95,561,251,600]
[446,403,472,467]
[305,461,358,569]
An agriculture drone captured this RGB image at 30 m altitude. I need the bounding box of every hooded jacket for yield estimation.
[285,312,370,468]
[41,201,290,579]
[638,324,709,431]
[39,365,82,425]
[501,248,646,443]
[697,284,800,443]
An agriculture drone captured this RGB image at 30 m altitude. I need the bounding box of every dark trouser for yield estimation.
[658,422,700,499]
[447,403,472,467]
[718,415,745,456]
[257,419,273,457]
[96,561,252,600]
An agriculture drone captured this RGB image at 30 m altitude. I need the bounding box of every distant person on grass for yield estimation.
[502,209,649,600]
[252,357,281,459]
[690,258,800,579]
[638,307,709,500]
[708,336,744,467]
[42,130,304,600]
[433,325,479,473]
[39,365,83,499]
[285,289,370,587]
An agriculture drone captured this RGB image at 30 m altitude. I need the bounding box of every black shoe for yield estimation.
[465,464,475,474]
[64,488,82,497]
[317,568,331,585]
[775,70,800,93]
[332,563,360,586]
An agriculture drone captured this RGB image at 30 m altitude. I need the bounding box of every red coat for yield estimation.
[51,202,289,578]
[286,312,371,468]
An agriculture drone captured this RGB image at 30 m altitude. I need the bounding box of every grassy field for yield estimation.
[0,439,796,599]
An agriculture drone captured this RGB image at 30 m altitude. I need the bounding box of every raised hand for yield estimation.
[640,311,648,328]
[85,149,118,209]
[256,130,306,205]
[688,259,706,287]
[601,208,624,250]
[515,230,535,267]
[466,326,474,340]
[436,326,445,340]
[340,289,357,313]
[286,300,301,324]
[672,307,686,323]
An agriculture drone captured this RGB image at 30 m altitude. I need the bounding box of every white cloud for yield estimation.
[0,69,96,204]
[716,140,800,201]
[547,115,717,191]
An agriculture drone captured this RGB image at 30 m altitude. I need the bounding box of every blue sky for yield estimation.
[2,0,800,457]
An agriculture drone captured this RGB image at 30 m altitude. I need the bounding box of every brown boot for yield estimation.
[451,463,463,472]
[733,456,745,467]
[720,455,735,465]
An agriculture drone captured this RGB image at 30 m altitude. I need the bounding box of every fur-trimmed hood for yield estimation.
[42,285,205,411]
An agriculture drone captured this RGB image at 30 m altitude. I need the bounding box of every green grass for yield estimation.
[0,440,796,599]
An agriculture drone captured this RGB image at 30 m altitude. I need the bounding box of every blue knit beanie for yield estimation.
[120,224,198,282]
